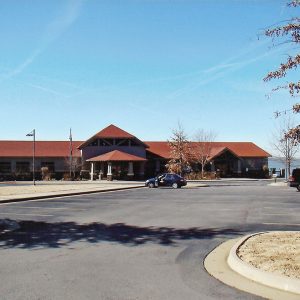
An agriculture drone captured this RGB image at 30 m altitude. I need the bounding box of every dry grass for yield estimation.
[237,232,300,279]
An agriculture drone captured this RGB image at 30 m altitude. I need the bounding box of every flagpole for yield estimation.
[33,129,35,186]
[69,128,73,180]
[26,129,36,186]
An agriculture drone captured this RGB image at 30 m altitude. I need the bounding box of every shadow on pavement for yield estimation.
[0,219,242,249]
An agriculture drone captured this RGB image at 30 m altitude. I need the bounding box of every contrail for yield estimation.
[0,0,84,82]
[165,41,289,100]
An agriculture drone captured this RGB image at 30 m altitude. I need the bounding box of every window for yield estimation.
[130,139,139,146]
[89,139,98,146]
[0,162,11,173]
[99,139,113,146]
[165,174,173,180]
[41,162,55,172]
[117,139,130,146]
[16,162,30,173]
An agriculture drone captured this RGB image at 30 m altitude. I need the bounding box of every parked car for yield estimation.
[289,168,300,191]
[145,173,187,189]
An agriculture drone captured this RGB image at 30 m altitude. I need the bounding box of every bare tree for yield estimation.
[272,116,299,178]
[64,157,82,180]
[193,129,216,179]
[263,1,300,141]
[167,123,191,176]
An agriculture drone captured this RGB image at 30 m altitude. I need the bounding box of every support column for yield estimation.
[99,162,104,180]
[127,162,134,179]
[90,162,94,181]
[107,162,113,181]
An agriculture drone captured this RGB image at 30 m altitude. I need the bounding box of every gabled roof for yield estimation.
[0,141,82,158]
[78,124,147,149]
[145,141,271,159]
[207,146,228,160]
[86,150,147,162]
[211,142,271,157]
[92,124,135,138]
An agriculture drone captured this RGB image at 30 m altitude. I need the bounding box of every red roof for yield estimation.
[144,142,171,158]
[211,142,271,157]
[0,141,82,158]
[78,124,147,149]
[91,124,134,139]
[207,146,228,160]
[87,150,147,162]
[145,141,270,159]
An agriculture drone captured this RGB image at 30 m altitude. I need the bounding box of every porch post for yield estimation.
[107,162,113,181]
[127,161,134,179]
[90,162,94,181]
[99,162,104,180]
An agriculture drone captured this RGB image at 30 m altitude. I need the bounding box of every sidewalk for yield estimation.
[0,180,145,203]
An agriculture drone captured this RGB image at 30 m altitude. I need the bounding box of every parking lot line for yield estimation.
[8,206,86,211]
[262,213,290,215]
[263,222,300,226]
[0,212,54,217]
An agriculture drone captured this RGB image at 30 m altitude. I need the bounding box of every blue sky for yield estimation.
[0,0,299,154]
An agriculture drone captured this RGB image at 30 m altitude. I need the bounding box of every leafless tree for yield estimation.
[272,116,299,178]
[263,1,300,141]
[167,123,191,176]
[192,129,216,179]
[64,157,82,179]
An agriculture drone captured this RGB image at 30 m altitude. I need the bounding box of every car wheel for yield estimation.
[297,185,300,192]
[148,182,155,188]
[172,182,178,189]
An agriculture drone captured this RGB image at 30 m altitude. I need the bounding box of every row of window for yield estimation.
[89,138,141,147]
[0,162,55,173]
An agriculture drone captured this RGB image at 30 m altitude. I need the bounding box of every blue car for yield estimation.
[145,173,187,189]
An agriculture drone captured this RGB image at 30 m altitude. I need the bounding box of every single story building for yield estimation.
[0,124,271,180]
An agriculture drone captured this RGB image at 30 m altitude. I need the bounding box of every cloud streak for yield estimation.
[164,41,289,100]
[0,0,84,81]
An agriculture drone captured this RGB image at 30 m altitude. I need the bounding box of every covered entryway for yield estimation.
[212,149,241,177]
[87,150,147,180]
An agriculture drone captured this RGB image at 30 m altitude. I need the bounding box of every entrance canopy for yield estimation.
[86,150,147,162]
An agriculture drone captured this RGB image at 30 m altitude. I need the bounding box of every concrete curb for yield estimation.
[204,238,300,300]
[0,185,145,204]
[227,232,300,295]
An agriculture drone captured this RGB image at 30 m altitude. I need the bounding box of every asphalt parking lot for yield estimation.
[0,182,299,300]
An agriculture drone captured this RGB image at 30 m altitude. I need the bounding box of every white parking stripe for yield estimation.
[263,222,300,226]
[9,206,85,211]
[0,212,53,217]
[263,213,290,215]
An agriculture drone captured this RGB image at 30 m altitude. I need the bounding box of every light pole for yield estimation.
[69,128,73,180]
[26,129,36,186]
